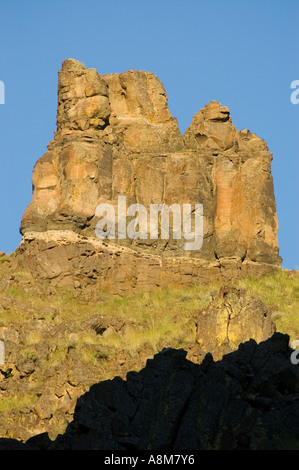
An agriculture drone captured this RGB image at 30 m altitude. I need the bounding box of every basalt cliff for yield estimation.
[17,59,281,293]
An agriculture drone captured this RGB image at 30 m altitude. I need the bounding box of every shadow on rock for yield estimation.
[0,332,298,450]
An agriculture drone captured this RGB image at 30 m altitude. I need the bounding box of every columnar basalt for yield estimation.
[17,59,281,292]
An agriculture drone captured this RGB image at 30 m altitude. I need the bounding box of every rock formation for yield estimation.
[195,286,276,360]
[1,333,298,450]
[0,256,288,444]
[17,59,281,293]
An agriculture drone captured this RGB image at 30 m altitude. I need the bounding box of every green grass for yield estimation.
[90,284,216,354]
[237,269,299,342]
[0,260,297,441]
[0,262,298,437]
[0,261,298,372]
[0,255,12,264]
[0,393,37,413]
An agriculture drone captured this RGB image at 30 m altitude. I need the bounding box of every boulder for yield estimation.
[195,286,276,360]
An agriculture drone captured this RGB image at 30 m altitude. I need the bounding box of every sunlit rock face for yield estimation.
[17,59,281,293]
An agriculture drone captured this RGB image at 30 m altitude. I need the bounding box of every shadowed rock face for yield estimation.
[1,333,298,450]
[17,59,281,292]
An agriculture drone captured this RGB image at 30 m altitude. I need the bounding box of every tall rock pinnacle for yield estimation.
[17,59,281,293]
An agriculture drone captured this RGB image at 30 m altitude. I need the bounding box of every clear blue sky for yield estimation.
[0,0,298,269]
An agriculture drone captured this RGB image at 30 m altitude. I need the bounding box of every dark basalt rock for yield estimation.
[1,332,298,450]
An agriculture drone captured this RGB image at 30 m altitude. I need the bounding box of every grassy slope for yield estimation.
[0,254,298,421]
[1,254,298,358]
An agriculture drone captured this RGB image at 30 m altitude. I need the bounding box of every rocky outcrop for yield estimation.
[195,286,276,360]
[1,333,298,450]
[0,260,284,445]
[17,59,281,292]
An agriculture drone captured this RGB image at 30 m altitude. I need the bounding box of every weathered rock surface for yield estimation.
[195,286,276,360]
[0,257,285,445]
[17,59,281,293]
[1,333,298,450]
